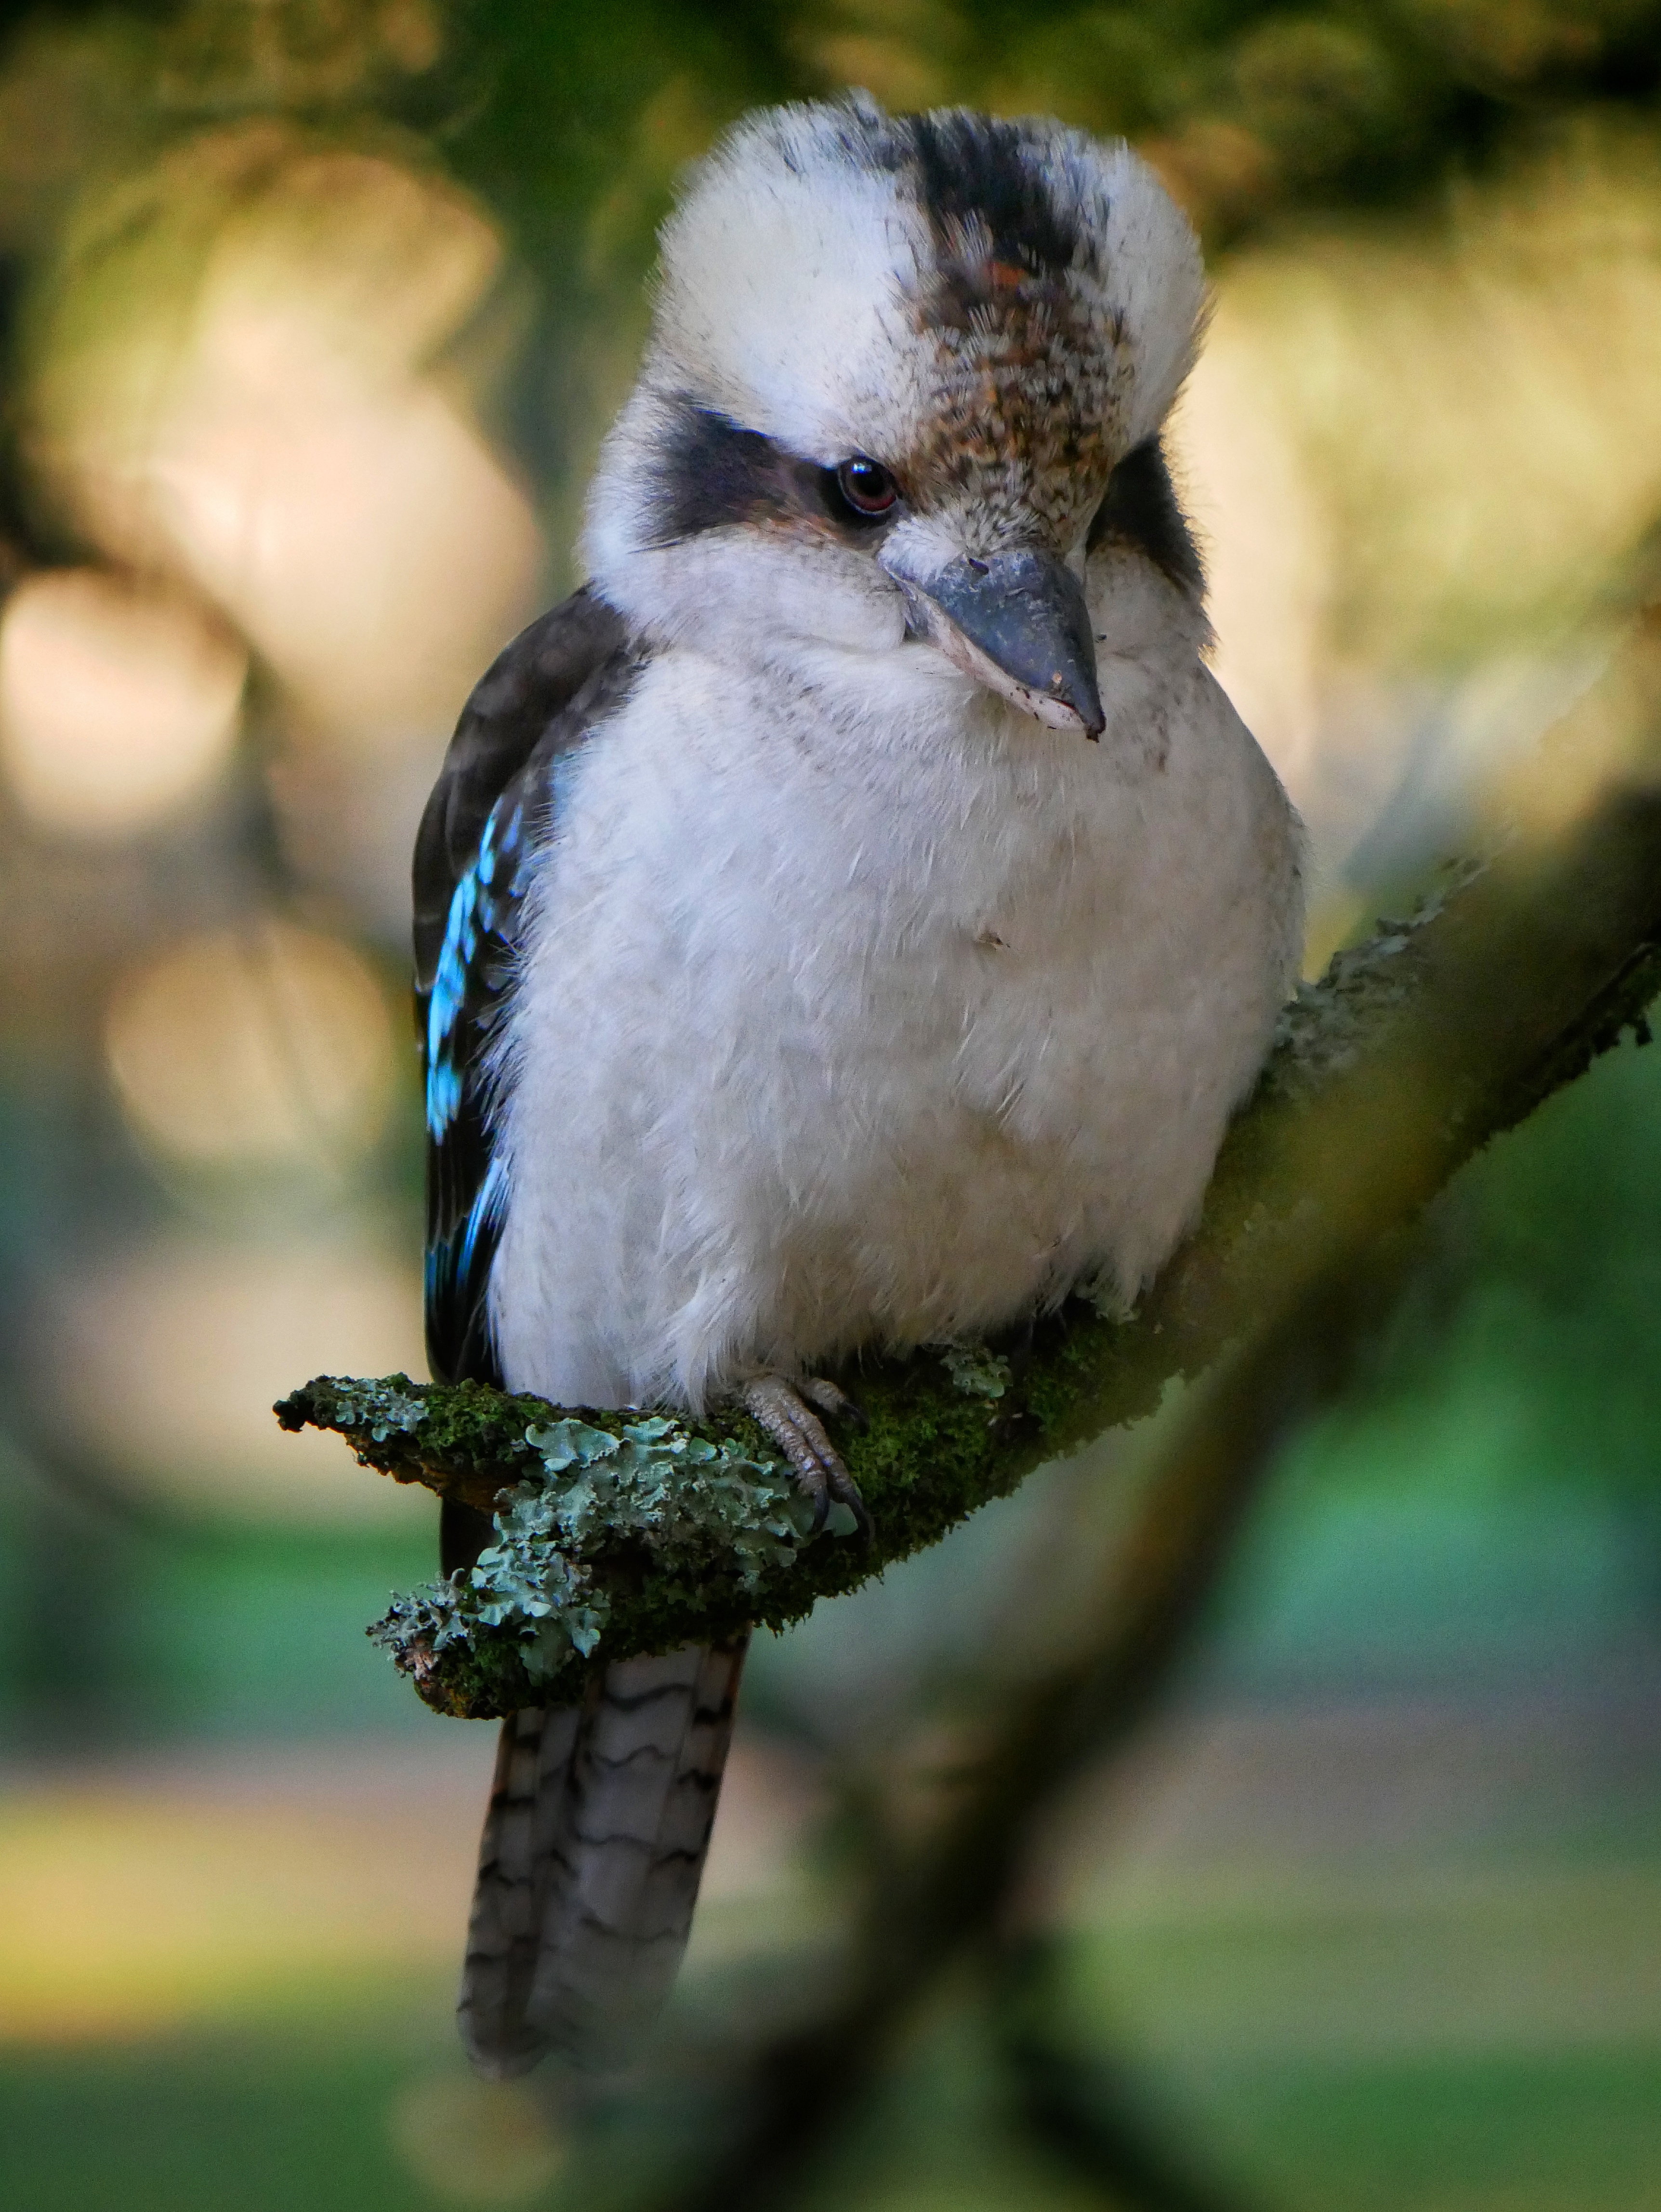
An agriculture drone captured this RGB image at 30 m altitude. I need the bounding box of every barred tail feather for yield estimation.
[457,1700,585,2076]
[459,1636,750,2077]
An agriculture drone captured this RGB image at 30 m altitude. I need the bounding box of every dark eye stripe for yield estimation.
[1088,438,1203,596]
[645,397,899,548]
[646,399,792,544]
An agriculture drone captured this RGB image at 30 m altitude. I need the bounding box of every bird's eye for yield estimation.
[833,455,898,519]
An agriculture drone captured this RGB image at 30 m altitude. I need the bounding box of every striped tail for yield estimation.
[458,1635,750,2077]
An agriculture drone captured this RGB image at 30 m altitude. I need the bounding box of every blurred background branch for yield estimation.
[618,1263,1399,2212]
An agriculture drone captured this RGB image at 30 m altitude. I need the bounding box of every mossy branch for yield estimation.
[276,616,1661,1720]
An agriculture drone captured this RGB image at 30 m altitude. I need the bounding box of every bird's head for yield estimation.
[582,96,1205,741]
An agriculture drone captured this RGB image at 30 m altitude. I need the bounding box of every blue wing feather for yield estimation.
[414,586,635,1393]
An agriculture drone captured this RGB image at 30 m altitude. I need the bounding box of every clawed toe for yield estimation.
[821,1448,874,1542]
[797,1375,869,1432]
[739,1374,873,1543]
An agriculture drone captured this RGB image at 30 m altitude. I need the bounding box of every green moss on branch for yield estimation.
[274,1346,1048,1715]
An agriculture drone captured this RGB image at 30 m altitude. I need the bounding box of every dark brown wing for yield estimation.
[414,585,635,1392]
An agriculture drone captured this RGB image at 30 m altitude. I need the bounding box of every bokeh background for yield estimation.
[3,4,1661,2208]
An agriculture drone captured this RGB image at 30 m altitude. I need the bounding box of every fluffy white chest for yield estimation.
[489,634,1300,1410]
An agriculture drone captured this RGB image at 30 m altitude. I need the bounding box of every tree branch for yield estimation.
[276,613,1661,1720]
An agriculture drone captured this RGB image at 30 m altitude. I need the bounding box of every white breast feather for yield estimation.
[488,557,1302,1412]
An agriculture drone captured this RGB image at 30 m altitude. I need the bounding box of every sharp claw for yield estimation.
[840,1485,875,1547]
[739,1373,874,1541]
[800,1376,869,1431]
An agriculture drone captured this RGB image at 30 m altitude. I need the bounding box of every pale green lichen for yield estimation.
[1079,1278,1136,1325]
[369,1580,481,1669]
[1269,859,1488,1096]
[936,1343,1013,1400]
[520,1413,813,1568]
[371,1414,814,1691]
[374,1489,610,1687]
[324,1376,429,1443]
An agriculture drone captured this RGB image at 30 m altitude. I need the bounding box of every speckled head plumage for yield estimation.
[584,94,1206,736]
[838,105,1150,545]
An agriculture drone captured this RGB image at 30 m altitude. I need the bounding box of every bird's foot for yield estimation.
[739,1374,872,1543]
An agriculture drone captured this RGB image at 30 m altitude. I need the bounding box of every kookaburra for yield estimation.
[414,95,1304,2077]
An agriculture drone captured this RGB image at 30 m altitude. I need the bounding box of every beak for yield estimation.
[879,540,1106,738]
